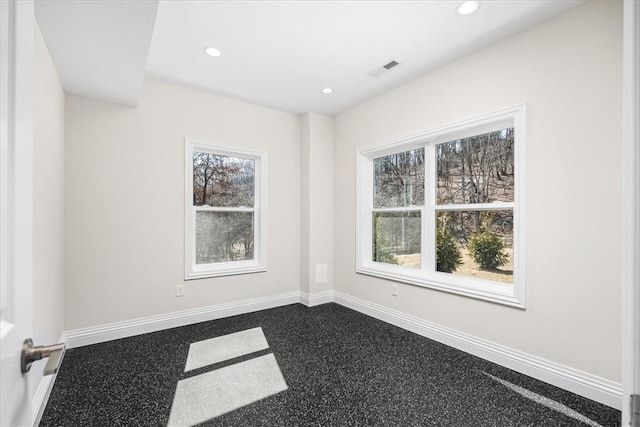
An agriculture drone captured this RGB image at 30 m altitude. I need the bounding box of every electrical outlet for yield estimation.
[391,284,398,296]
[176,284,184,297]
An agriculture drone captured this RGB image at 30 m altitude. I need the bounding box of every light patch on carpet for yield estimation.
[168,353,288,427]
[184,326,269,372]
[481,371,604,427]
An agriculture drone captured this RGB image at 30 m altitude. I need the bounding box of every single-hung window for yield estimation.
[373,149,424,268]
[357,105,526,307]
[185,138,266,279]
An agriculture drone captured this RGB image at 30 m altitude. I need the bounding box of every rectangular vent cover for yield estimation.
[367,59,401,78]
[383,60,399,70]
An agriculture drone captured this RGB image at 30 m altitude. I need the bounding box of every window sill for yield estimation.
[185,262,266,280]
[356,265,525,309]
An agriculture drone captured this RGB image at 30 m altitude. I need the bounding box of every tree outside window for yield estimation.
[357,105,525,307]
[186,139,266,279]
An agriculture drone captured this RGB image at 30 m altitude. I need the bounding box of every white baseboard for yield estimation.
[32,374,55,427]
[332,291,622,410]
[32,334,65,427]
[299,290,334,307]
[62,291,300,349]
[52,289,622,412]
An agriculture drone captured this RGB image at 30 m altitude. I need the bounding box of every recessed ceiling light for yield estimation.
[457,1,479,16]
[204,46,221,57]
[321,88,333,95]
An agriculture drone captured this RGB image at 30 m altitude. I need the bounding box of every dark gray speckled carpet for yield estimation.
[40,303,621,426]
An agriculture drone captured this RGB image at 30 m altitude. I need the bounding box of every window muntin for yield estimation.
[186,139,266,279]
[357,105,525,307]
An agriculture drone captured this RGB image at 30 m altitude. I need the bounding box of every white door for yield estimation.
[0,0,35,426]
[623,1,640,426]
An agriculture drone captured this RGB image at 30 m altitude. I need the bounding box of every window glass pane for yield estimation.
[193,152,255,207]
[436,128,514,204]
[436,210,512,283]
[373,211,421,268]
[374,148,425,208]
[196,212,254,264]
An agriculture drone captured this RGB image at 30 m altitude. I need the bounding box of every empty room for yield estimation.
[1,0,639,426]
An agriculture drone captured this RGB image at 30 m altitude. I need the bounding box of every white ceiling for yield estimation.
[36,0,159,107]
[37,0,584,115]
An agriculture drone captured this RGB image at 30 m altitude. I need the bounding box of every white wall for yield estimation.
[64,79,300,330]
[334,0,622,383]
[300,112,334,294]
[300,114,311,294]
[31,20,65,391]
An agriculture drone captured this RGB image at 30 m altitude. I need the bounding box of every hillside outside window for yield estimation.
[356,105,526,307]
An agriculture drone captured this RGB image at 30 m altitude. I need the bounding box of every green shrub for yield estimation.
[436,213,461,273]
[468,229,508,270]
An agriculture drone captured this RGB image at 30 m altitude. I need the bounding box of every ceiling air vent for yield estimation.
[368,59,401,78]
[383,60,399,70]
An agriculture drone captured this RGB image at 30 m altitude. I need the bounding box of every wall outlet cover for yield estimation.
[315,263,328,284]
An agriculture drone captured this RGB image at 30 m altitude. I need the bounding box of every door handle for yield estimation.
[21,338,65,375]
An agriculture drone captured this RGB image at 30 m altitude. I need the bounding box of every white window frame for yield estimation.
[185,138,267,280]
[356,105,526,308]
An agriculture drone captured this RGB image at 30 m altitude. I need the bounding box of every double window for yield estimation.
[185,139,266,279]
[357,105,526,307]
